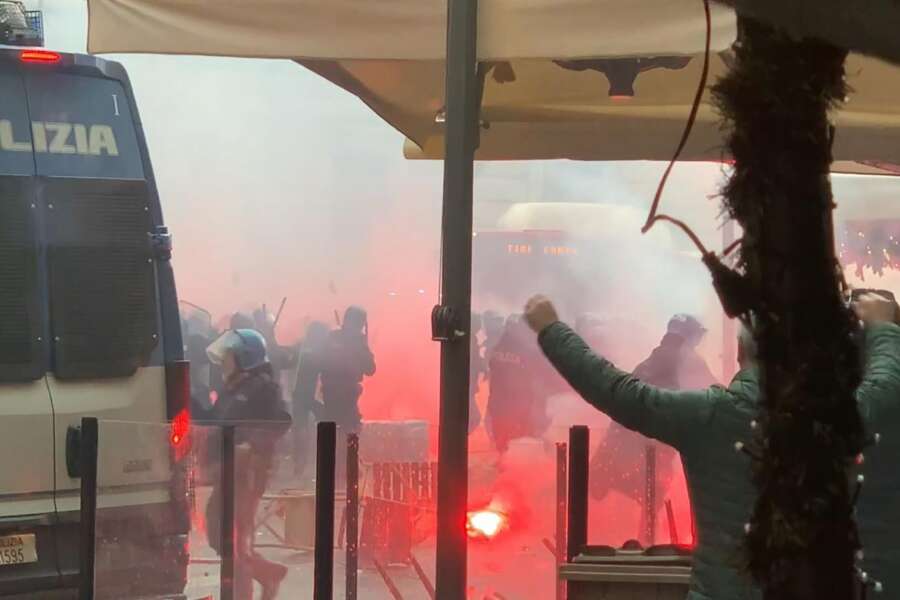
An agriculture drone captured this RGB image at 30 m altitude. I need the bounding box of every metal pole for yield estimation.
[434,0,479,597]
[644,445,656,546]
[721,219,737,382]
[220,425,236,600]
[567,426,589,561]
[346,433,360,600]
[314,422,337,600]
[555,442,568,600]
[78,417,99,600]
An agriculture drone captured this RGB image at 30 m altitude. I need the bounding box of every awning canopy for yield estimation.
[299,55,900,170]
[87,0,737,60]
[87,0,900,172]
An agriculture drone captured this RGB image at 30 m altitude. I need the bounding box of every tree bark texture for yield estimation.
[712,17,865,600]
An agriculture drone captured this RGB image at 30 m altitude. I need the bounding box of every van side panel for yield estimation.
[48,366,169,511]
[0,381,55,516]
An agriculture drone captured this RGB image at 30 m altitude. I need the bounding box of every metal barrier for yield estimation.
[78,420,273,600]
[346,433,360,600]
[220,425,236,600]
[559,425,693,600]
[75,418,430,599]
[555,442,568,600]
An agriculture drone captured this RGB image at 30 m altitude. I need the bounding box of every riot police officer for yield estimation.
[205,329,291,600]
[320,306,376,432]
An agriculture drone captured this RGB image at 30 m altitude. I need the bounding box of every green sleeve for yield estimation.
[538,322,716,449]
[857,322,900,424]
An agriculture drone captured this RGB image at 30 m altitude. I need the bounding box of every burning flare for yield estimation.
[467,509,508,540]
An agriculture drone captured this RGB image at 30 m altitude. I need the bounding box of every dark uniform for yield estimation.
[853,322,900,596]
[590,320,717,545]
[292,321,331,479]
[539,321,759,599]
[205,359,291,599]
[318,307,375,484]
[487,317,554,453]
[319,307,376,432]
[469,313,486,433]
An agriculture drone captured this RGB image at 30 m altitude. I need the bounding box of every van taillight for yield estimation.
[20,50,60,63]
[171,408,190,446]
[165,360,191,454]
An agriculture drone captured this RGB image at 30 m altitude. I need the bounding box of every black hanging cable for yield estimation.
[641,0,713,258]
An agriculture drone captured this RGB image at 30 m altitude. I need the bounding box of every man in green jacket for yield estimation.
[852,292,900,597]
[524,293,900,600]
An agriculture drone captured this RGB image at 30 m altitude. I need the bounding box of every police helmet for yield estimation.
[343,306,367,332]
[667,314,706,343]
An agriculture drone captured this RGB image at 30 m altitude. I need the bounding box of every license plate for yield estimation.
[0,534,37,566]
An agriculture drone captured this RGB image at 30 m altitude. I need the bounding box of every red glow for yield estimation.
[170,408,190,448]
[610,94,634,102]
[20,50,61,64]
[467,509,508,540]
[209,390,219,405]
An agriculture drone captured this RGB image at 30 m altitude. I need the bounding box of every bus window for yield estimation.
[24,72,144,180]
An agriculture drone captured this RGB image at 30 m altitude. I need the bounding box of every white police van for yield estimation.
[0,48,190,598]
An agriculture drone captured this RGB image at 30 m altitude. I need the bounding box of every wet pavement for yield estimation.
[183,513,555,600]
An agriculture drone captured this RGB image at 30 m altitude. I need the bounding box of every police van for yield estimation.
[0,48,190,598]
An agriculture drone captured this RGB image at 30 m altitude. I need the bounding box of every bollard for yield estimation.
[567,426,589,562]
[78,417,99,600]
[346,433,360,600]
[220,425,236,600]
[314,422,337,600]
[556,442,568,600]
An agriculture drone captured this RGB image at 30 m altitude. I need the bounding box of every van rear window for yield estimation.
[0,71,35,176]
[0,66,158,381]
[0,72,145,180]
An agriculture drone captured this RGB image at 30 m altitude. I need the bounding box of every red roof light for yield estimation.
[20,50,60,64]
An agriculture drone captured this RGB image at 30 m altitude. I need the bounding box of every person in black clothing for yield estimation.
[486,315,556,453]
[469,313,486,433]
[253,306,298,374]
[186,331,217,421]
[482,310,505,358]
[590,313,717,545]
[319,306,376,483]
[320,306,376,431]
[205,329,291,600]
[292,321,331,479]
